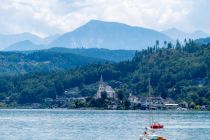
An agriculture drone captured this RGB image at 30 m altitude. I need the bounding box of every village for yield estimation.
[32,75,202,111]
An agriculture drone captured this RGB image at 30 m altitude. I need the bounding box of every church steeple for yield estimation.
[100,74,104,84]
[95,74,116,99]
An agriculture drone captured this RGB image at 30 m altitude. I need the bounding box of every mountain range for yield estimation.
[5,40,47,51]
[162,28,210,41]
[1,20,210,51]
[0,32,43,49]
[0,32,59,50]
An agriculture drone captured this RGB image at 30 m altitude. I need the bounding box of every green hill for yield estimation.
[0,47,135,75]
[0,40,209,107]
[46,47,135,62]
[0,51,105,75]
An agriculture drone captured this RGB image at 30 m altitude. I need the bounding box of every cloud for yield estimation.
[187,0,210,32]
[0,0,208,37]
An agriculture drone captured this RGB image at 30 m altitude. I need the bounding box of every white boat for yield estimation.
[139,127,165,140]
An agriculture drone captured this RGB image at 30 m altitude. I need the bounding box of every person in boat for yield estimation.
[144,131,148,136]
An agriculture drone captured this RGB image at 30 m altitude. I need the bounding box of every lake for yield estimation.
[0,109,209,140]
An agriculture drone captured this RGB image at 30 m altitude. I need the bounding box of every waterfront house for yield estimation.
[128,93,140,104]
[44,98,53,103]
[164,98,178,109]
[141,97,165,110]
[179,101,188,109]
[64,87,80,97]
[128,93,141,109]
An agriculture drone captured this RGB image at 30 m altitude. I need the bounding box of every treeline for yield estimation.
[0,51,104,75]
[0,48,135,75]
[0,39,210,107]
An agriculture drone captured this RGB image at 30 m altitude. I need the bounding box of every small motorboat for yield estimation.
[139,127,166,140]
[150,122,164,129]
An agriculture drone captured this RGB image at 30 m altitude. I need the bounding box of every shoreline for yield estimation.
[0,107,208,111]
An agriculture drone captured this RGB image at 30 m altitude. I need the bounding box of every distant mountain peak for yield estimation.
[17,40,34,44]
[4,40,48,51]
[50,20,171,50]
[162,28,210,40]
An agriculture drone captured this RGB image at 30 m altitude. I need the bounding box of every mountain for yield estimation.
[4,40,47,51]
[0,32,44,50]
[162,28,210,41]
[0,50,105,75]
[43,34,60,44]
[46,47,135,62]
[2,20,171,51]
[190,30,210,39]
[195,37,210,45]
[50,20,171,50]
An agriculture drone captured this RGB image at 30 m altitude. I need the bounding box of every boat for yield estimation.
[139,127,166,140]
[139,78,166,140]
[150,122,164,129]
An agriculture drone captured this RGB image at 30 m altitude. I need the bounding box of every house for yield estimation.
[141,97,165,110]
[164,98,178,110]
[179,101,188,108]
[95,75,116,99]
[128,93,140,104]
[55,95,68,103]
[31,103,41,109]
[64,87,80,97]
[44,98,53,103]
[164,103,179,109]
[128,93,141,109]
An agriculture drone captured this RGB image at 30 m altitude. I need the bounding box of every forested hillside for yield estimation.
[0,40,210,107]
[0,48,135,75]
[0,51,104,75]
[46,47,135,62]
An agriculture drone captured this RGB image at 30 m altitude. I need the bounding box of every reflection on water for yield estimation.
[0,109,209,140]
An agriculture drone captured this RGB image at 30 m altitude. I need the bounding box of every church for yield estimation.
[95,75,116,99]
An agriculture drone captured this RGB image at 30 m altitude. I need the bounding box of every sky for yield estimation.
[0,0,209,37]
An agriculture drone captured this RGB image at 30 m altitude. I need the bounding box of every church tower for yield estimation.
[95,75,116,99]
[96,75,106,98]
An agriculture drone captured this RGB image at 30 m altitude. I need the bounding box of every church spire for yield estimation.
[100,74,103,83]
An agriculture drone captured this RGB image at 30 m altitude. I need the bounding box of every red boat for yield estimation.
[150,122,164,129]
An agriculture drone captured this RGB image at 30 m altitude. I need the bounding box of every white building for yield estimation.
[96,75,116,99]
[128,93,140,104]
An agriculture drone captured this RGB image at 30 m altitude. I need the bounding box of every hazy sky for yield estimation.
[0,0,209,37]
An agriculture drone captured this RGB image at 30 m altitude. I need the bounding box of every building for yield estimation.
[64,87,80,97]
[141,97,165,110]
[128,93,140,104]
[164,103,179,110]
[164,98,178,110]
[95,75,116,99]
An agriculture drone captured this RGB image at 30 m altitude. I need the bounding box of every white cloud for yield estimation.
[0,0,208,37]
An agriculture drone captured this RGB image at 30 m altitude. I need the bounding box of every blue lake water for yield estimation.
[0,109,209,140]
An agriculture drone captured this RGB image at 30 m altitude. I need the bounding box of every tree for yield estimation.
[124,100,131,109]
[101,91,107,100]
[55,81,64,96]
[117,90,124,101]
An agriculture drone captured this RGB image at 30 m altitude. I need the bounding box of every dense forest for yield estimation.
[0,39,209,108]
[0,51,104,75]
[0,48,135,75]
